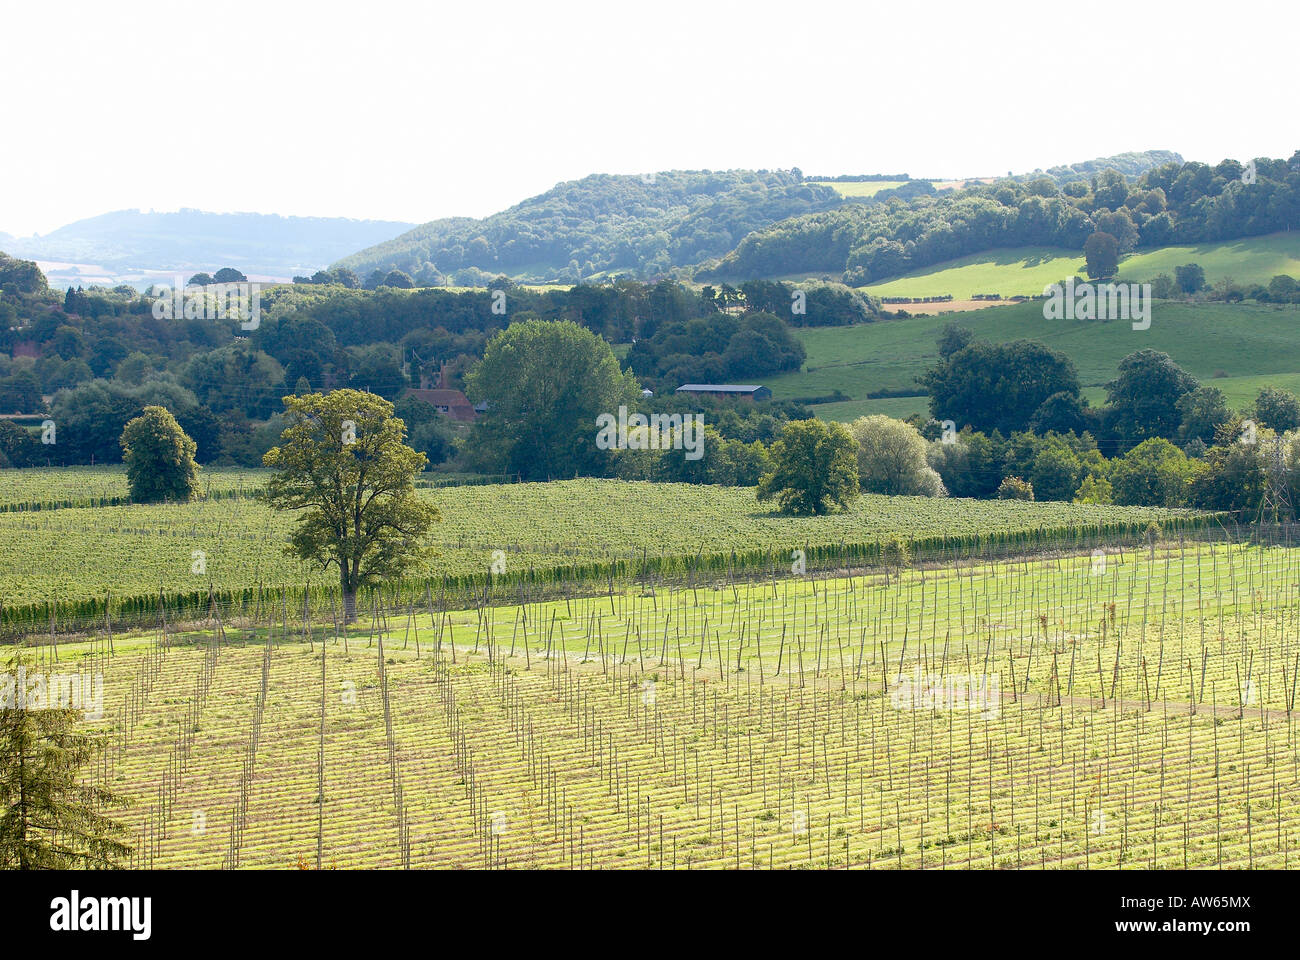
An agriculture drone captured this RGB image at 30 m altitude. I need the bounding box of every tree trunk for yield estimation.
[341,570,358,624]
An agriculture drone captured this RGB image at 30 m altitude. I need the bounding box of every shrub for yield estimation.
[1149,274,1177,299]
[996,476,1034,501]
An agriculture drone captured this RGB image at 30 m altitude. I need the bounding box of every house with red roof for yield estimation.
[403,361,479,421]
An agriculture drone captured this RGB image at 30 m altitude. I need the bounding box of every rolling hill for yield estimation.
[705,152,1297,285]
[855,233,1300,299]
[334,151,1183,285]
[333,169,841,285]
[761,299,1300,423]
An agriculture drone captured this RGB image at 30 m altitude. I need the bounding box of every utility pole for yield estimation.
[318,633,325,870]
[1258,435,1293,525]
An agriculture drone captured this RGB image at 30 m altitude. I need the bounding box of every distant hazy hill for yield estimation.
[4,209,416,281]
[333,169,842,284]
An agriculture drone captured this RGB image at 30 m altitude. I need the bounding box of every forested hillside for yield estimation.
[1009,149,1184,185]
[333,169,841,284]
[704,153,1300,284]
[333,152,1189,285]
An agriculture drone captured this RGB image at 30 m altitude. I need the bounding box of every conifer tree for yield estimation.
[0,658,132,869]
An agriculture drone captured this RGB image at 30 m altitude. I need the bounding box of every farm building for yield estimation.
[404,388,477,421]
[675,383,772,401]
[403,358,479,421]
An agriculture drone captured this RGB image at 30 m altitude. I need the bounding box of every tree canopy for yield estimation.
[707,152,1300,285]
[920,338,1080,435]
[848,415,945,496]
[1103,349,1199,445]
[334,169,840,283]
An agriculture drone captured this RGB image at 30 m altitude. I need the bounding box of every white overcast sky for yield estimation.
[2,0,1295,237]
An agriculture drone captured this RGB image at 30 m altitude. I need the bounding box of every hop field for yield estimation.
[0,466,503,513]
[0,466,267,513]
[0,470,1211,634]
[20,538,1300,869]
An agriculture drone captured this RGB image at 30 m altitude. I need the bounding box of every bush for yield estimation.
[1149,274,1177,299]
[883,536,912,569]
[996,476,1034,501]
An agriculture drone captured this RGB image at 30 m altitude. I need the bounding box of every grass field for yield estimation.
[859,233,1300,300]
[812,180,910,198]
[437,282,574,294]
[762,300,1300,421]
[0,466,267,512]
[1082,372,1300,413]
[807,397,930,421]
[0,471,1201,632]
[865,248,1086,299]
[25,536,1300,869]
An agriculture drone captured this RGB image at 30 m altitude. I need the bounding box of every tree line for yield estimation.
[0,258,846,471]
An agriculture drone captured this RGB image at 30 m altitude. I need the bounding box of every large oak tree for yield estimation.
[757,418,859,515]
[263,390,439,622]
